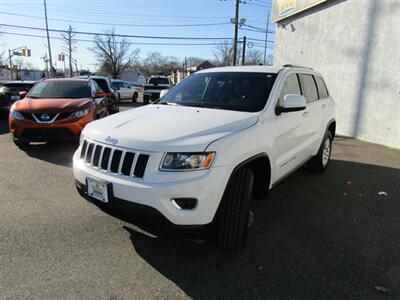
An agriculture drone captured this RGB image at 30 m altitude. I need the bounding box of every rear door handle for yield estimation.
[321,104,326,109]
[303,111,309,117]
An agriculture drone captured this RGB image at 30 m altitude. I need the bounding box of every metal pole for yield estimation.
[44,0,54,77]
[8,49,13,80]
[242,36,247,66]
[263,10,270,65]
[232,0,239,66]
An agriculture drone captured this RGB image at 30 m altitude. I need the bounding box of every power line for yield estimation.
[0,11,231,28]
[0,31,232,46]
[0,31,273,49]
[0,23,233,40]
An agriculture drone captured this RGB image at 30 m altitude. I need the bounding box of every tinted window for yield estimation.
[112,82,122,89]
[149,78,169,85]
[28,81,91,99]
[161,72,277,112]
[300,74,318,103]
[279,74,301,106]
[93,78,111,92]
[315,76,329,98]
[1,83,34,93]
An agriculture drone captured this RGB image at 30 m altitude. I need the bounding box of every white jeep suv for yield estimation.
[73,65,335,252]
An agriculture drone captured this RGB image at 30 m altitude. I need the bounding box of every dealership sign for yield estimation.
[273,0,330,22]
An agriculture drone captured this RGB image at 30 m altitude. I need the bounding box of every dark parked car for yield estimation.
[0,81,36,117]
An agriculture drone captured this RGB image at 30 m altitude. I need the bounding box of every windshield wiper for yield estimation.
[159,101,181,106]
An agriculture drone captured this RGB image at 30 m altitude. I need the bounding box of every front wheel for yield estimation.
[217,168,254,252]
[308,131,333,172]
[132,92,138,103]
[13,138,29,148]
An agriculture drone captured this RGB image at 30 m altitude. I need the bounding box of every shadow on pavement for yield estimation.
[122,159,400,299]
[22,141,79,167]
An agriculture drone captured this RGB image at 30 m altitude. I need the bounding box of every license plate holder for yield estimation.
[11,95,20,101]
[86,178,109,203]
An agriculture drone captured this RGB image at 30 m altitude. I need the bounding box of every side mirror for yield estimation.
[114,86,120,91]
[276,94,306,115]
[19,91,28,98]
[160,89,169,98]
[95,92,106,98]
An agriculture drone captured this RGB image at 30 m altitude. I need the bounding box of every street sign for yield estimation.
[13,51,22,56]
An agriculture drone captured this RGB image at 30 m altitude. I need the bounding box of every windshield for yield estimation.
[149,77,169,85]
[161,72,277,112]
[28,81,91,99]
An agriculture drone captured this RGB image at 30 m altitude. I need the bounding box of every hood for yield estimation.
[13,97,92,113]
[83,104,258,152]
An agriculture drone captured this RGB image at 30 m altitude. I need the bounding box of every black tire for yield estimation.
[218,168,254,252]
[13,138,29,148]
[143,95,149,104]
[117,93,121,102]
[308,131,333,172]
[132,92,138,103]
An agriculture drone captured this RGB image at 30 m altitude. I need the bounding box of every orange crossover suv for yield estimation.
[9,78,114,147]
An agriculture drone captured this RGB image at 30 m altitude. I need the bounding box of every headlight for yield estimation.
[160,152,215,171]
[10,109,24,120]
[68,108,90,120]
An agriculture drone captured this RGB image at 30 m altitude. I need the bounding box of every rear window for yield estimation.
[315,76,329,98]
[1,83,34,93]
[28,81,91,99]
[93,78,111,92]
[149,78,169,85]
[299,74,318,103]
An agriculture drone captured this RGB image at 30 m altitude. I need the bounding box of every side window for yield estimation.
[92,80,101,93]
[278,74,301,106]
[299,74,319,103]
[123,82,130,88]
[315,76,329,99]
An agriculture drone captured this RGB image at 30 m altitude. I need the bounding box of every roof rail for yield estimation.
[282,64,313,70]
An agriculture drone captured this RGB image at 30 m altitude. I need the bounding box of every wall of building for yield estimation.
[274,0,400,149]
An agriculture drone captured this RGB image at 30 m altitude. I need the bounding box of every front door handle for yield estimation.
[303,111,309,117]
[321,104,327,109]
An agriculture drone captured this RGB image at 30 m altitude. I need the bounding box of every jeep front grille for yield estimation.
[80,140,150,179]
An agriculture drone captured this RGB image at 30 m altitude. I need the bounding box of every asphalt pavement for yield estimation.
[1,102,399,299]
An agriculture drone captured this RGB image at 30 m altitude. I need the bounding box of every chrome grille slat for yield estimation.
[81,139,150,179]
[117,151,126,175]
[129,153,139,177]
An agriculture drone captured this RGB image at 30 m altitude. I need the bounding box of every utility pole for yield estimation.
[232,0,240,66]
[44,0,54,77]
[8,49,13,80]
[242,36,247,66]
[263,10,270,65]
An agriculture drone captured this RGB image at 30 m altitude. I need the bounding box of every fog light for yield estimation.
[170,198,198,210]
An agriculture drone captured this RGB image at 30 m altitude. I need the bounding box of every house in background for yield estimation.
[273,0,400,149]
[186,60,215,75]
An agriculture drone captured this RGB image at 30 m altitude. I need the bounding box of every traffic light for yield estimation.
[58,54,65,61]
[21,48,31,57]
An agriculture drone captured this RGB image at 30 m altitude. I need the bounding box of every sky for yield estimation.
[0,0,275,72]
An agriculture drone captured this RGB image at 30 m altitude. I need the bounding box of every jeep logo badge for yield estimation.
[105,136,118,145]
[41,114,50,121]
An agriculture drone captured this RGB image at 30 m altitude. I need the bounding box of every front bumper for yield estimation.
[73,149,231,226]
[9,113,93,141]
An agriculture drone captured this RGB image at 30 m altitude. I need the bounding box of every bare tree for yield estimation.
[245,49,264,65]
[213,42,233,66]
[89,29,140,79]
[139,52,179,76]
[60,25,77,77]
[14,58,24,80]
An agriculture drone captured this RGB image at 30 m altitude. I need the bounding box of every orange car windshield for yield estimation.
[29,81,91,99]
